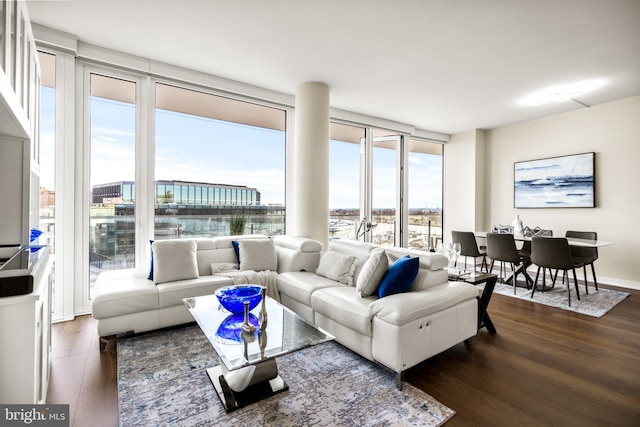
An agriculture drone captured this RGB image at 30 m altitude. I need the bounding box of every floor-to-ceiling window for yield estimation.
[328,125,444,249]
[87,73,137,300]
[329,122,364,240]
[37,30,442,317]
[407,138,443,249]
[371,131,401,246]
[38,50,56,309]
[154,83,286,240]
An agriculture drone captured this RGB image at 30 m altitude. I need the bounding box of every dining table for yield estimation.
[473,231,612,287]
[474,231,613,247]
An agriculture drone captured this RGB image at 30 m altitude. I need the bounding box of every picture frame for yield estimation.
[514,152,595,208]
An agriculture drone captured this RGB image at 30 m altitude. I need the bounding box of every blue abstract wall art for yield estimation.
[514,152,595,208]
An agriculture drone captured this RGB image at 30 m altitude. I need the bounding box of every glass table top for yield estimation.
[184,293,333,371]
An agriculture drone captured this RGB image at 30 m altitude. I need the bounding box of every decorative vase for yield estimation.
[512,215,524,236]
[259,287,268,330]
[241,301,256,334]
[258,329,267,358]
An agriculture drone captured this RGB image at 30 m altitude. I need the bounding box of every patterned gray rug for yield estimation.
[117,325,455,426]
[482,279,629,317]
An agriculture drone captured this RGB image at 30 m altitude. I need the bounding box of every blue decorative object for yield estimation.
[215,285,263,314]
[148,240,154,280]
[232,240,240,261]
[216,313,259,343]
[29,229,43,243]
[377,255,419,298]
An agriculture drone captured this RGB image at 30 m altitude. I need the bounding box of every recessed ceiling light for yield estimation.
[520,80,603,106]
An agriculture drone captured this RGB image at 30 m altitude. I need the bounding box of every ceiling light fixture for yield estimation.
[520,79,603,107]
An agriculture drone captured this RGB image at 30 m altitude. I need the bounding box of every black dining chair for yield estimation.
[451,231,488,272]
[530,236,584,307]
[566,230,599,293]
[517,229,553,258]
[486,232,533,293]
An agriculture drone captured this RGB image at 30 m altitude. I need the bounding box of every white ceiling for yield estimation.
[26,0,640,135]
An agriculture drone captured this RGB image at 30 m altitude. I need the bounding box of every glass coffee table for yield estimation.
[183,292,333,412]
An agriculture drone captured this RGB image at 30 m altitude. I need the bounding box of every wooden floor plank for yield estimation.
[47,284,640,426]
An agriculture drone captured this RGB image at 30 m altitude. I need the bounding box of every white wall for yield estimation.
[481,95,640,289]
[444,129,487,241]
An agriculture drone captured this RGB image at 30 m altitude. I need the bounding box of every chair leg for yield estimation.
[583,265,589,295]
[591,263,598,290]
[551,269,559,286]
[572,269,581,301]
[565,269,572,307]
[531,267,541,299]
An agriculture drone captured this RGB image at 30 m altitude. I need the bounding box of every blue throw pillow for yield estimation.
[232,240,240,262]
[377,255,419,298]
[147,240,154,280]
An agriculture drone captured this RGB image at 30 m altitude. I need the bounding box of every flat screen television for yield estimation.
[514,152,595,208]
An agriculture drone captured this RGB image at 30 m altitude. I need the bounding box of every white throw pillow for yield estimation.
[152,239,199,285]
[210,262,239,274]
[315,250,358,286]
[239,239,278,271]
[356,250,388,297]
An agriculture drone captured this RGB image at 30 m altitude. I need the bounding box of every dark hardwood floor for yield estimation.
[48,284,640,426]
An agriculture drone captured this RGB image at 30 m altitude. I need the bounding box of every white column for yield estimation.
[294,82,330,248]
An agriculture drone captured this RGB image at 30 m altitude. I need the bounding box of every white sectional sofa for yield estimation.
[92,235,479,388]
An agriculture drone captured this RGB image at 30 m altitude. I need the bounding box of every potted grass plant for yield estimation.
[229,210,247,235]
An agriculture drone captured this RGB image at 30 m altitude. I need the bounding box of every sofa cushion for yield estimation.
[377,255,419,298]
[210,262,239,273]
[312,286,377,337]
[315,250,358,286]
[356,250,388,297]
[152,239,199,284]
[328,239,378,283]
[277,271,346,306]
[156,275,234,309]
[232,240,240,261]
[92,271,158,318]
[238,239,278,271]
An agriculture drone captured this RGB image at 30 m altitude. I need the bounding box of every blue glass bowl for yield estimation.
[216,313,259,343]
[215,285,263,314]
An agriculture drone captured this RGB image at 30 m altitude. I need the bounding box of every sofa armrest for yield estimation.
[273,236,323,273]
[368,281,479,325]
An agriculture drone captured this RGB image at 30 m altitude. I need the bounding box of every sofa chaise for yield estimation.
[277,238,479,388]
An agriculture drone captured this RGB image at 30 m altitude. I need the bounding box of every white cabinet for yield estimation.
[0,250,52,404]
[0,0,48,404]
[0,0,41,248]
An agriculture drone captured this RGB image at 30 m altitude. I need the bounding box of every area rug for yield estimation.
[117,325,455,426]
[480,279,629,317]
